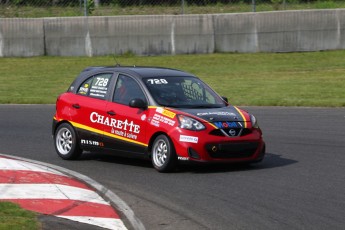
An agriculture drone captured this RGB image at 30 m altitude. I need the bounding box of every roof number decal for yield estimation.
[147,79,168,84]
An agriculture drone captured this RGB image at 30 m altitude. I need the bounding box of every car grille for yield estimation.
[209,128,252,137]
[206,142,259,159]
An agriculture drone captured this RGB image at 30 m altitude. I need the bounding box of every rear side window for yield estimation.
[77,73,112,100]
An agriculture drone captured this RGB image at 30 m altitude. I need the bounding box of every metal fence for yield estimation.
[0,0,344,17]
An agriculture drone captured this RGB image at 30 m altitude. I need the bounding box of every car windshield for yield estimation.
[143,76,227,108]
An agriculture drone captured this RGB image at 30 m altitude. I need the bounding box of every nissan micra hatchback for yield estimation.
[53,66,265,172]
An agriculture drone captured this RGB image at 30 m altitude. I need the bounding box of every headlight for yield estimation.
[177,115,205,131]
[250,114,259,129]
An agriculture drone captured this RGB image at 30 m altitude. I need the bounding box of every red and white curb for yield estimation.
[0,155,129,230]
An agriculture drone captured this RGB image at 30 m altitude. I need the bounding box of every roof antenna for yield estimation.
[111,54,121,67]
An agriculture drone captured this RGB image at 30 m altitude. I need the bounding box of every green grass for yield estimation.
[1,1,345,18]
[0,202,40,230]
[1,51,345,107]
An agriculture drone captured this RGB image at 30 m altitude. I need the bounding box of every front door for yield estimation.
[103,74,149,155]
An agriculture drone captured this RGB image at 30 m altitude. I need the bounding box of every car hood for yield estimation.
[177,106,247,123]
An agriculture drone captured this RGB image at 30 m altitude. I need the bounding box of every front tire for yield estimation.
[54,123,82,160]
[151,135,177,173]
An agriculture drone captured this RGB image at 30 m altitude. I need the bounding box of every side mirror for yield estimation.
[221,96,228,103]
[129,98,148,109]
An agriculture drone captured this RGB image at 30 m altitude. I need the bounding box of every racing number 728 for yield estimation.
[95,77,109,87]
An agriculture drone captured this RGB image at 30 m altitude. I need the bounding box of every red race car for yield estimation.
[53,66,265,172]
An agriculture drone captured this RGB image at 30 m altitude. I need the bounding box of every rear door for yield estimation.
[69,72,114,148]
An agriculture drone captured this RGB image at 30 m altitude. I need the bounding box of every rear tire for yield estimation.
[54,123,82,160]
[151,135,177,173]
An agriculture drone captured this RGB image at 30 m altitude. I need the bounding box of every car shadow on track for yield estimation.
[78,152,296,173]
[177,153,297,174]
[79,152,153,169]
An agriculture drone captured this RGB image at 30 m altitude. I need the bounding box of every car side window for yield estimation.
[77,73,112,100]
[113,75,146,105]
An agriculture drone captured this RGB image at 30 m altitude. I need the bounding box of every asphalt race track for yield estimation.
[1,105,345,230]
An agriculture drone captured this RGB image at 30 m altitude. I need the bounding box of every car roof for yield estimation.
[81,66,196,78]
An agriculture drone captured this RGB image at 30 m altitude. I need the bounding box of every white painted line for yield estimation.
[58,216,127,230]
[0,184,108,205]
[0,157,64,176]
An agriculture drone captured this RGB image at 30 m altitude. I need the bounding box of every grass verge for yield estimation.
[1,2,345,18]
[0,51,344,107]
[0,202,41,230]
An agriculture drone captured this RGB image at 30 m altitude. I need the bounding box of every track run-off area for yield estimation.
[1,105,345,229]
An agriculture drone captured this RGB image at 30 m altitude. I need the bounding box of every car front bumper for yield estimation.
[172,128,265,163]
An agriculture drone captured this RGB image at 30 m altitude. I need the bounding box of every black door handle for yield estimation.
[72,104,80,109]
[107,110,116,116]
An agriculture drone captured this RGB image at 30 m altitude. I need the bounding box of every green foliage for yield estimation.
[3,0,342,7]
[287,0,300,4]
[5,0,62,6]
[1,0,345,17]
[270,0,283,10]
[87,0,95,15]
[315,0,337,9]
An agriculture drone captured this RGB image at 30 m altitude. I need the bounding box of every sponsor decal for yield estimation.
[179,135,198,143]
[178,156,189,161]
[79,88,88,94]
[79,83,89,95]
[110,128,138,140]
[197,112,237,117]
[90,112,140,135]
[213,121,239,129]
[141,114,147,121]
[81,139,104,147]
[152,113,175,126]
[156,107,176,119]
[90,88,107,94]
[70,121,147,147]
[89,77,110,98]
[228,129,237,136]
[150,119,160,127]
